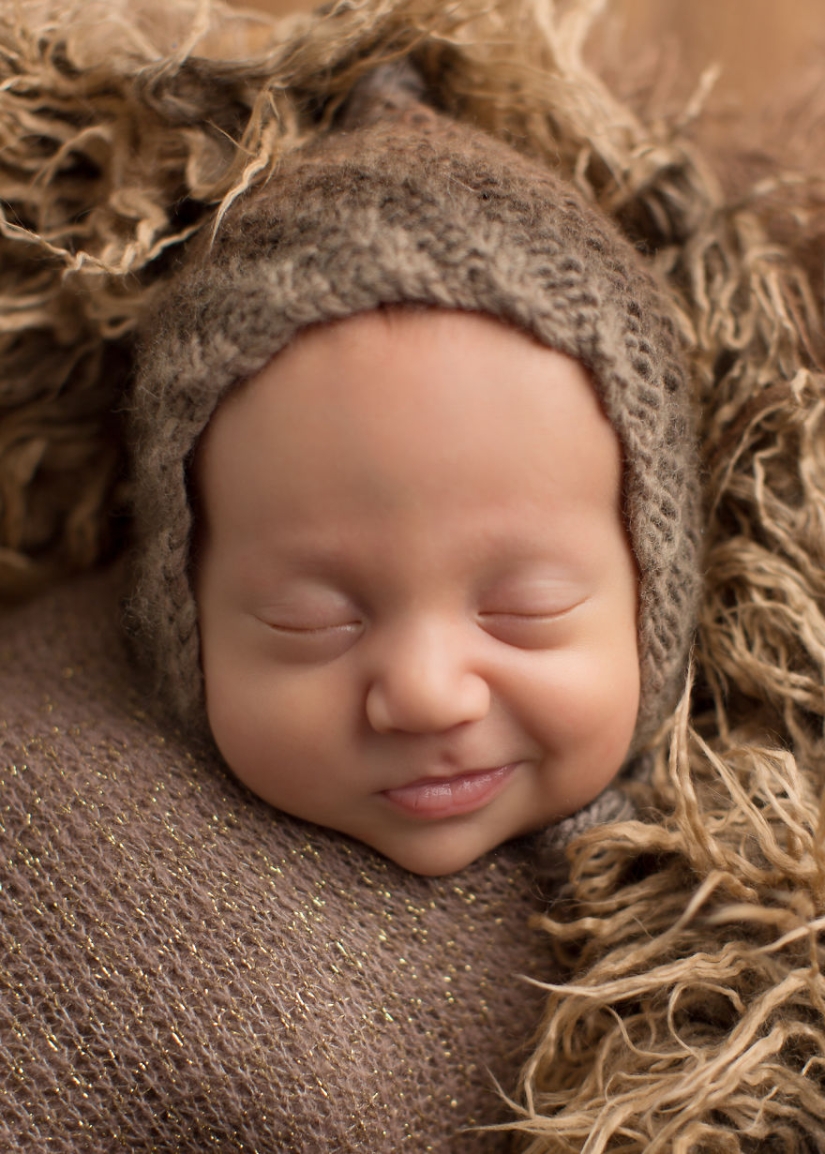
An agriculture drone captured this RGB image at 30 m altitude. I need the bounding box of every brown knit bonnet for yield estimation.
[128,72,702,759]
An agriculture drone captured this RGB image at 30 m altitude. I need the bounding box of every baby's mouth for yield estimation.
[380,764,518,820]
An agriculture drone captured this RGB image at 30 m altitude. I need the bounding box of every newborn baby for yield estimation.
[128,76,701,876]
[193,308,639,876]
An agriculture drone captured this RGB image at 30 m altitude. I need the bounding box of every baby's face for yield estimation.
[194,309,640,876]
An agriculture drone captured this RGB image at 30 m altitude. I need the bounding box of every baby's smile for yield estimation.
[193,307,640,876]
[380,763,520,820]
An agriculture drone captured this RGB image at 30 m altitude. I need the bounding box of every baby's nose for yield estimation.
[364,621,490,734]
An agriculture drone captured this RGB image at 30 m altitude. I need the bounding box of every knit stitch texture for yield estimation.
[0,565,551,1152]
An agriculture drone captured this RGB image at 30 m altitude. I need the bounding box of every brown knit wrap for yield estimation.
[0,564,550,1152]
[128,100,702,752]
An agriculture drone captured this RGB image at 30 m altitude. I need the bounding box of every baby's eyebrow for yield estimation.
[232,536,358,573]
[482,567,589,589]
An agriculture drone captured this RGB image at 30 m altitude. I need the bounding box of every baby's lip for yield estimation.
[380,763,519,820]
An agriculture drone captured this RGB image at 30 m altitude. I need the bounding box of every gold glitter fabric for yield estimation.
[0,564,553,1152]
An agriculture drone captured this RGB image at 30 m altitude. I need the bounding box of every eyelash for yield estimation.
[262,620,363,664]
[266,621,362,636]
[263,607,576,658]
[267,610,566,627]
[479,609,569,619]
[478,610,574,645]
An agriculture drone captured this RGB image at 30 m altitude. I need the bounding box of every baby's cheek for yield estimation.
[202,653,344,793]
[518,652,638,820]
[522,644,639,753]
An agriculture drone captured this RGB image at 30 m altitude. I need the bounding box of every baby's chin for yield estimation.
[372,841,501,878]
[351,815,540,877]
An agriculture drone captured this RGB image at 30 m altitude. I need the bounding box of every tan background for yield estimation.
[229,0,824,117]
[604,0,822,111]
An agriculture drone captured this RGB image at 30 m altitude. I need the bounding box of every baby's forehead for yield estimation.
[222,304,595,409]
[198,305,603,448]
[192,305,624,569]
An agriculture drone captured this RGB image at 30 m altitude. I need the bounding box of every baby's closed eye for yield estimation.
[476,571,590,647]
[254,585,364,659]
[263,617,363,634]
[477,598,587,648]
[256,615,363,663]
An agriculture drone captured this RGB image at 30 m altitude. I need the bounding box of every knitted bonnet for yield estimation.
[128,64,702,761]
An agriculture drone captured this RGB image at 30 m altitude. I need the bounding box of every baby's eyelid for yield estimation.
[479,599,586,621]
[261,618,363,635]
